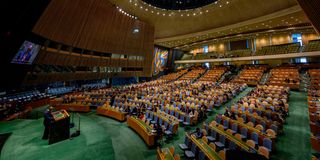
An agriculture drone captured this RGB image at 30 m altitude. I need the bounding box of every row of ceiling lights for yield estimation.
[127,0,231,17]
[116,6,138,19]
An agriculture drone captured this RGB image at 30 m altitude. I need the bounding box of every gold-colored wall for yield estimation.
[189,33,319,54]
[255,36,270,50]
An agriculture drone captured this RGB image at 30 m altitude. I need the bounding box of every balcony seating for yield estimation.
[255,43,301,56]
[303,39,320,52]
[226,49,252,57]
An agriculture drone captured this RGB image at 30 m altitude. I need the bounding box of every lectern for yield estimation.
[49,109,70,145]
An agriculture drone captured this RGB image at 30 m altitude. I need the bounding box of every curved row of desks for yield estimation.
[53,104,91,112]
[127,116,156,147]
[96,107,128,121]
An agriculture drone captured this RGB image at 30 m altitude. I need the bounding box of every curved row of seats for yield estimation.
[309,69,320,90]
[308,69,320,152]
[159,70,188,81]
[267,67,300,89]
[179,69,206,81]
[232,66,267,86]
[198,67,226,82]
[220,85,290,158]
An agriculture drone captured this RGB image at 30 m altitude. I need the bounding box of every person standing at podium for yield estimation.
[42,106,54,140]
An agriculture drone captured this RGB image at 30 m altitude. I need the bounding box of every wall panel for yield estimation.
[33,0,154,77]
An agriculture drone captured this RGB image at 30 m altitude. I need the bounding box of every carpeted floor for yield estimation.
[0,89,313,160]
[271,91,312,160]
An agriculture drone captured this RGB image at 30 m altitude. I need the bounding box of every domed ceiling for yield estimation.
[108,0,313,49]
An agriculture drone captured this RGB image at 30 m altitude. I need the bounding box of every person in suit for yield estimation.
[42,106,54,140]
[191,127,203,139]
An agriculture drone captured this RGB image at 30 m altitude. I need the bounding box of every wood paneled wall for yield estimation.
[34,48,145,68]
[23,71,144,85]
[296,0,320,34]
[32,0,154,76]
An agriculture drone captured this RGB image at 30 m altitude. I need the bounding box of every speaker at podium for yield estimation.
[49,110,70,145]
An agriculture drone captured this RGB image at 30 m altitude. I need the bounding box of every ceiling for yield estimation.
[164,9,313,50]
[108,0,314,49]
[141,0,218,10]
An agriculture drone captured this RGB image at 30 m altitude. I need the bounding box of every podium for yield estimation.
[49,110,70,145]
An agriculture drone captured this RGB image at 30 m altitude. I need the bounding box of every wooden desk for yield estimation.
[25,98,50,108]
[206,124,257,153]
[54,104,90,112]
[157,147,174,160]
[127,116,156,147]
[96,107,127,121]
[186,134,222,160]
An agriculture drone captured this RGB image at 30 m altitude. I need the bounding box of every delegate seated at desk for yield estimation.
[191,127,203,139]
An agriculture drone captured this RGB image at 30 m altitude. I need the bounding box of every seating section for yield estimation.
[232,66,267,86]
[308,89,320,152]
[308,68,320,150]
[198,67,227,83]
[255,43,301,56]
[303,39,320,52]
[194,52,225,60]
[193,85,290,159]
[309,69,320,90]
[157,146,180,160]
[145,110,179,135]
[47,86,75,96]
[179,39,320,61]
[230,85,290,134]
[50,92,109,112]
[0,90,49,120]
[226,49,252,57]
[179,68,206,81]
[180,54,193,60]
[267,67,300,89]
[81,82,106,89]
[159,70,188,81]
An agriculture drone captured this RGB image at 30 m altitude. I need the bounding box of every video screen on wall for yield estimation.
[153,47,169,75]
[11,41,41,65]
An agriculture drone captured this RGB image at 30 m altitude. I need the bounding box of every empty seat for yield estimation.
[184,142,196,158]
[215,134,226,149]
[179,136,189,150]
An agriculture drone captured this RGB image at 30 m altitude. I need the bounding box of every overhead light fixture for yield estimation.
[133,28,139,34]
